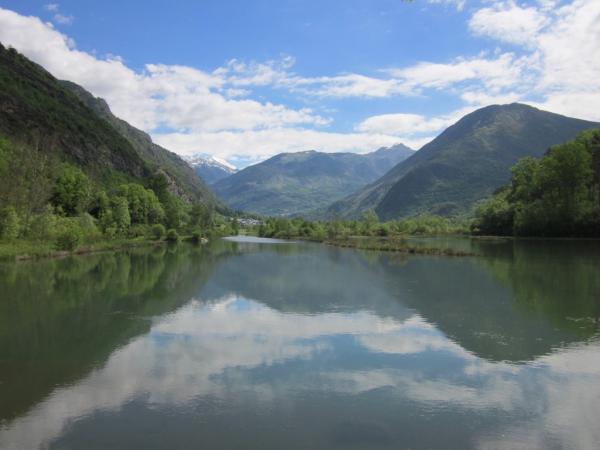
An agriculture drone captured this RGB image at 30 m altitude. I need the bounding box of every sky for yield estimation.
[0,0,599,167]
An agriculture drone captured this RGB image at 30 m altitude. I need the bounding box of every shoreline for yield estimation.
[0,237,210,262]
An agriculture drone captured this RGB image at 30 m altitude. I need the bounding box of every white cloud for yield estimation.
[427,0,466,12]
[1,1,599,165]
[0,9,338,158]
[355,107,474,137]
[44,3,59,12]
[152,128,408,164]
[466,0,600,120]
[52,13,73,25]
[469,1,549,46]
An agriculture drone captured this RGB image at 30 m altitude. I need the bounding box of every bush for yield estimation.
[54,219,82,251]
[128,224,150,239]
[77,213,101,243]
[151,224,166,240]
[0,206,20,240]
[166,228,179,242]
[26,205,56,241]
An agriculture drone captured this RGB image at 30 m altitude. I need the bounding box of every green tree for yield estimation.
[360,209,379,235]
[0,206,20,240]
[119,183,164,224]
[151,224,166,240]
[52,165,91,215]
[111,197,131,234]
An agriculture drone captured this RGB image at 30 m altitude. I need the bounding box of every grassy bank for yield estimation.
[0,237,171,261]
[0,234,214,261]
[323,236,474,256]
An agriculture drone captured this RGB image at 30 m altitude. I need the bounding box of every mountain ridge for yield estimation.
[212,144,414,216]
[0,42,218,208]
[326,103,600,220]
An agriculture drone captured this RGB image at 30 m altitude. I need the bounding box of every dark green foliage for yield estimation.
[471,189,514,236]
[189,203,213,229]
[166,229,179,242]
[151,224,166,240]
[213,145,413,216]
[111,197,131,234]
[328,104,599,220]
[54,219,83,251]
[472,129,600,237]
[52,165,91,215]
[118,183,164,224]
[0,206,20,240]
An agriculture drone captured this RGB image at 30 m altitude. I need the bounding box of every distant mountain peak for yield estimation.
[212,146,414,216]
[326,103,599,220]
[184,153,237,185]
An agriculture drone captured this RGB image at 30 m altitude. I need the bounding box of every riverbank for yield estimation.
[0,238,169,261]
[0,235,212,261]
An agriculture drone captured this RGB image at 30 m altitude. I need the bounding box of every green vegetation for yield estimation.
[254,210,469,253]
[0,138,237,259]
[0,44,238,259]
[472,129,600,237]
[0,43,217,207]
[325,236,473,256]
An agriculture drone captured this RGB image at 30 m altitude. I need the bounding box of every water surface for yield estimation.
[1,238,599,449]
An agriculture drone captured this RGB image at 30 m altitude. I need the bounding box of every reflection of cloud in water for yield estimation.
[1,297,600,450]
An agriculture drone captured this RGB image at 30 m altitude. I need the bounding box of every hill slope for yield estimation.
[0,43,217,207]
[327,104,599,220]
[212,144,414,216]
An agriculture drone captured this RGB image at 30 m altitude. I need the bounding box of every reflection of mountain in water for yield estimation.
[202,239,600,362]
[1,239,600,450]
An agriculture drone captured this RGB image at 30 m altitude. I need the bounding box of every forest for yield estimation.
[0,137,237,258]
[472,129,600,237]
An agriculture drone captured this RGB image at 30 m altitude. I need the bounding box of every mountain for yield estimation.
[183,153,237,185]
[0,43,218,207]
[212,144,414,216]
[327,104,600,220]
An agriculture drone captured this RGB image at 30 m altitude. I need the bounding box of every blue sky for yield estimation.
[0,0,599,167]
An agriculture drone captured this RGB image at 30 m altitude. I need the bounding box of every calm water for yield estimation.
[1,237,599,449]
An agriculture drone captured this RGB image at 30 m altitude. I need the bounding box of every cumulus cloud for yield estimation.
[1,0,599,164]
[0,7,417,162]
[469,1,549,46]
[153,128,406,165]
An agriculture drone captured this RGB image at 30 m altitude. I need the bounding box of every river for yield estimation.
[1,237,599,449]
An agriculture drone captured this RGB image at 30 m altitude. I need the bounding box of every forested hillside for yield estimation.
[0,43,229,254]
[327,104,599,220]
[213,144,413,216]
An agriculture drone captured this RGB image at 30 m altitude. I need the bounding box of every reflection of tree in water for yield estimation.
[474,239,600,338]
[0,244,230,422]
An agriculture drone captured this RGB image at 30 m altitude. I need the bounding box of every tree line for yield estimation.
[256,211,467,241]
[0,137,236,252]
[472,129,600,237]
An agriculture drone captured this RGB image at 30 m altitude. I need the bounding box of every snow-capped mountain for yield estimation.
[184,154,237,185]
